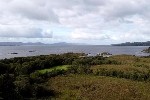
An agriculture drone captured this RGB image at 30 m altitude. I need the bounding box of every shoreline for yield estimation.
[1,52,149,60]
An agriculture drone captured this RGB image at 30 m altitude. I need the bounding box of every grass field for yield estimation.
[48,74,150,100]
[38,65,70,74]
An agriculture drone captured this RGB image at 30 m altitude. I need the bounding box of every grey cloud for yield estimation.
[3,0,59,23]
[83,0,106,6]
[101,0,149,21]
[16,8,58,22]
[0,26,52,38]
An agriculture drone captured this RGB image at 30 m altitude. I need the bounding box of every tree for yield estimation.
[0,73,22,100]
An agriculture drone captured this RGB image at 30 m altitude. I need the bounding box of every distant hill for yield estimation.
[0,42,85,46]
[23,42,46,45]
[50,42,71,46]
[112,41,150,46]
[0,42,22,46]
[50,42,85,46]
[0,42,46,46]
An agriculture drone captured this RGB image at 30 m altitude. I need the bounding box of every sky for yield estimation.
[0,0,150,45]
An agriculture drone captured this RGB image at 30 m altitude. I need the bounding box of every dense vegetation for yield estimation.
[0,53,150,99]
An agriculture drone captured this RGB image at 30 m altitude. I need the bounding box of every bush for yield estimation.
[68,65,92,74]
[43,69,67,78]
[15,75,33,98]
[33,84,56,98]
[0,62,9,74]
[94,68,150,81]
[30,72,45,84]
[0,73,22,100]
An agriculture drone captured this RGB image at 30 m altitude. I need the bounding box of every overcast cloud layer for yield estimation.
[0,0,150,44]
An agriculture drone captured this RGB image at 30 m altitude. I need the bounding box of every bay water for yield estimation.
[0,45,149,59]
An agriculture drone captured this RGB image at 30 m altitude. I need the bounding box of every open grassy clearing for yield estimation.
[37,65,70,74]
[48,74,150,100]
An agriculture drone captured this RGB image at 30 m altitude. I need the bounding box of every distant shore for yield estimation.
[112,41,150,46]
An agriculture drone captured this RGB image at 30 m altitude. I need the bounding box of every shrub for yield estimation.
[33,84,56,98]
[0,62,9,74]
[68,65,92,74]
[0,73,22,100]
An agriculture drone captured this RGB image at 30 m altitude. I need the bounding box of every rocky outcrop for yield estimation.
[142,47,150,53]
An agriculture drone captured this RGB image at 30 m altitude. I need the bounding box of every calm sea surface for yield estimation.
[0,45,149,59]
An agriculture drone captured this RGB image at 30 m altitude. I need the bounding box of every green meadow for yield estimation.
[38,65,69,74]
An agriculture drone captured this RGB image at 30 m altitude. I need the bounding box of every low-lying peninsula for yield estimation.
[112,41,150,46]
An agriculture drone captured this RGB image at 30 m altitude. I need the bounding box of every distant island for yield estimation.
[50,42,87,46]
[112,41,150,46]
